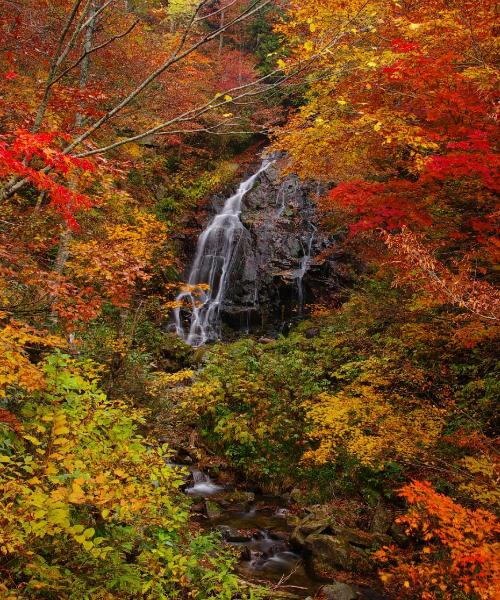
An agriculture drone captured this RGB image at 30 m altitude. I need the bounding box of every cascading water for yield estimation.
[186,470,223,496]
[174,159,272,347]
[295,224,317,313]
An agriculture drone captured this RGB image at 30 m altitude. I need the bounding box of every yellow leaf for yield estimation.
[23,434,41,446]
[53,426,70,436]
[53,437,71,446]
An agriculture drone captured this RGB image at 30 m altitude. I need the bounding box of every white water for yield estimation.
[174,159,272,346]
[276,179,299,218]
[295,224,317,313]
[186,470,223,496]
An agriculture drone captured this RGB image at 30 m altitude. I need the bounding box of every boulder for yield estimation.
[389,521,409,547]
[215,525,252,543]
[290,516,331,547]
[305,327,320,339]
[328,526,392,549]
[290,488,305,504]
[305,534,372,574]
[321,582,363,600]
[370,504,393,535]
[290,512,391,576]
[286,514,301,528]
[205,500,222,519]
[224,490,256,504]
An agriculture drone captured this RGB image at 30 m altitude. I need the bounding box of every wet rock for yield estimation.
[269,530,288,541]
[370,503,393,535]
[205,500,222,519]
[225,490,256,504]
[181,156,348,337]
[306,534,372,574]
[216,525,252,543]
[321,582,363,600]
[240,546,252,561]
[291,512,391,576]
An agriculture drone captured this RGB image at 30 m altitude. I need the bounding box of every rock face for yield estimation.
[290,512,392,577]
[221,159,343,332]
[177,156,348,338]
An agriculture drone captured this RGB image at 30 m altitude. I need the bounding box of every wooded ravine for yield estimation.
[0,1,498,598]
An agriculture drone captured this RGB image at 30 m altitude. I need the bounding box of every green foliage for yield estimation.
[178,277,498,504]
[0,353,251,599]
[190,335,328,489]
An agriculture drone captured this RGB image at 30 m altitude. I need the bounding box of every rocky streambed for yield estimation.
[180,469,388,600]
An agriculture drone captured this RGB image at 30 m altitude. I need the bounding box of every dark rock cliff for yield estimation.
[177,157,350,337]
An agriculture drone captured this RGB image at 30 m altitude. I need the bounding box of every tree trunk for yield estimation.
[76,0,99,127]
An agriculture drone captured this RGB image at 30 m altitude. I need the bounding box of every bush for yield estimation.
[0,353,252,599]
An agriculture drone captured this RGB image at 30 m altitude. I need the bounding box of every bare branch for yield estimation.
[32,0,86,132]
[50,19,139,87]
[60,0,273,156]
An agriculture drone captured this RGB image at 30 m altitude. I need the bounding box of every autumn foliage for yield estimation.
[270,1,500,597]
[377,481,500,599]
[0,0,499,597]
[274,0,499,328]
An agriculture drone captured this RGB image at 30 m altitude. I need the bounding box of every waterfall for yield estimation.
[186,470,223,496]
[295,224,317,313]
[174,159,272,347]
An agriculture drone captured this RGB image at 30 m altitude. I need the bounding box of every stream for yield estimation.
[185,470,323,598]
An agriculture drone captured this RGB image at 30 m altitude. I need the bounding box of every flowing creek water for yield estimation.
[184,469,323,598]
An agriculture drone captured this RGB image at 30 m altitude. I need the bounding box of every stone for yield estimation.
[179,155,347,338]
[389,521,409,547]
[305,534,372,574]
[370,503,393,535]
[204,500,222,519]
[224,490,256,504]
[328,525,392,549]
[321,582,363,600]
[286,514,301,528]
[215,525,252,543]
[240,546,252,561]
[289,488,305,504]
[289,511,391,576]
